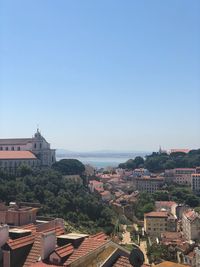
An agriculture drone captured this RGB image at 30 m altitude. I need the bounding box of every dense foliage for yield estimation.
[147,243,174,264]
[118,156,144,169]
[134,193,155,220]
[119,149,200,172]
[133,184,200,220]
[52,159,85,175]
[0,163,116,234]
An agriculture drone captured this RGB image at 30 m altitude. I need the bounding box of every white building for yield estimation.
[182,210,200,241]
[0,129,56,170]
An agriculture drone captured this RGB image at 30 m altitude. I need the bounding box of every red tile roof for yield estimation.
[155,261,190,267]
[7,234,35,250]
[90,232,108,240]
[20,224,37,234]
[112,256,150,267]
[0,151,37,159]
[63,237,108,266]
[184,210,200,221]
[37,226,65,236]
[112,256,132,267]
[23,235,42,267]
[144,211,168,218]
[54,244,74,259]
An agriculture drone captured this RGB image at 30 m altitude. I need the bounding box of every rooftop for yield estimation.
[63,236,108,266]
[58,233,89,240]
[6,234,35,250]
[145,211,169,218]
[53,244,74,259]
[0,151,37,160]
[184,210,200,221]
[155,261,190,267]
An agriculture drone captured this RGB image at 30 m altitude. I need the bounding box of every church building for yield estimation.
[0,129,56,172]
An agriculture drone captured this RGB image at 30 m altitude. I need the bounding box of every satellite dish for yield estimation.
[129,246,145,267]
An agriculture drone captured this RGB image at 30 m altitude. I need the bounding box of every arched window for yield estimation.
[34,143,37,149]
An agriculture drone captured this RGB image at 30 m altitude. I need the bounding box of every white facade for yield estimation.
[182,210,200,241]
[0,129,56,167]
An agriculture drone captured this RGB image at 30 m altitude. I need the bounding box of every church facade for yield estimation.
[0,130,56,172]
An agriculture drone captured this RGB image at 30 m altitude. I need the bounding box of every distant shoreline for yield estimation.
[56,151,149,168]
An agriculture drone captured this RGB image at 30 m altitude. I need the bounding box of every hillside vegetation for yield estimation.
[119,149,200,172]
[0,160,116,234]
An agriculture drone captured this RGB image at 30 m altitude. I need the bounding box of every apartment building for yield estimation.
[182,210,200,241]
[135,176,164,193]
[164,168,196,185]
[191,174,200,192]
[144,211,177,238]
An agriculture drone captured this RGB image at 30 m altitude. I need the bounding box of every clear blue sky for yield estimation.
[0,0,200,151]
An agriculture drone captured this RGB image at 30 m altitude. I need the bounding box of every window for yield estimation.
[18,147,20,151]
[11,146,14,150]
[34,143,36,149]
[6,147,8,150]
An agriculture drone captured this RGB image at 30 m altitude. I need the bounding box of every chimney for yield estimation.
[41,231,56,260]
[0,225,9,247]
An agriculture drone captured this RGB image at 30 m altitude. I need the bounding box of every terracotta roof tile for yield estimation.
[184,210,200,221]
[63,237,108,266]
[20,224,37,234]
[54,244,74,258]
[112,256,132,267]
[112,256,150,267]
[155,261,190,267]
[90,232,108,240]
[23,235,42,267]
[7,234,35,250]
[0,151,37,159]
[144,211,168,218]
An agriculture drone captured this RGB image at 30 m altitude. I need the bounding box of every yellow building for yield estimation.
[144,211,177,238]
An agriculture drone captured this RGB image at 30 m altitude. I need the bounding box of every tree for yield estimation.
[134,156,144,167]
[52,159,85,175]
[185,195,200,207]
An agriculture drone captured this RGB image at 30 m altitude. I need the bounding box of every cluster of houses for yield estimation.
[2,201,189,267]
[143,200,200,267]
[87,166,200,266]
[0,201,195,267]
[89,166,200,202]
